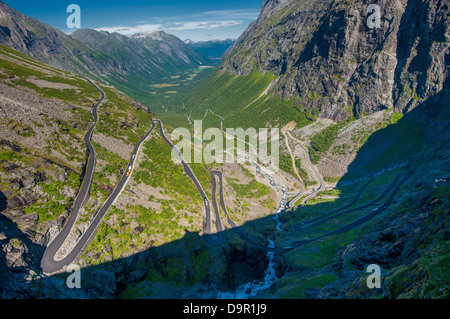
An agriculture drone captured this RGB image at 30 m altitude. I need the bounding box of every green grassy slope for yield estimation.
[184,69,312,130]
[0,43,153,226]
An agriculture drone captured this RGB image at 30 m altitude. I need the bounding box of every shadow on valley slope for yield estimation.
[0,198,46,297]
[1,87,448,299]
[0,191,6,212]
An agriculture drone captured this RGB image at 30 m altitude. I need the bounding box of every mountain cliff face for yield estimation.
[220,0,449,121]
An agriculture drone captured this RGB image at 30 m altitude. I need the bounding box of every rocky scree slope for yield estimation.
[0,43,155,298]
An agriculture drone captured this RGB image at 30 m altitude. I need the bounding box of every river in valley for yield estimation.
[217,157,288,299]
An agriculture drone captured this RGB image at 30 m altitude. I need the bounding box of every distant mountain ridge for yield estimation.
[0,0,210,105]
[185,39,236,60]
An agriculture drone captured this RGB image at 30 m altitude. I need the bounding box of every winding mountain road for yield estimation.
[41,85,414,273]
[292,171,411,247]
[294,172,407,232]
[283,131,325,208]
[286,131,375,214]
[153,119,224,247]
[210,171,283,253]
[41,80,155,274]
[282,130,305,208]
[170,110,410,253]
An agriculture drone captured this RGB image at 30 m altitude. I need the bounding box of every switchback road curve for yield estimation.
[292,172,411,248]
[294,172,407,232]
[153,119,224,247]
[210,171,283,253]
[41,89,412,273]
[41,81,155,274]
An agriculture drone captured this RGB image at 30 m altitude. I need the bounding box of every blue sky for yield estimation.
[4,0,262,41]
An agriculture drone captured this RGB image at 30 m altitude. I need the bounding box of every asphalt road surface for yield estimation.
[286,132,372,209]
[292,171,411,247]
[210,171,283,253]
[41,86,412,272]
[294,172,406,232]
[153,119,224,247]
[41,81,155,274]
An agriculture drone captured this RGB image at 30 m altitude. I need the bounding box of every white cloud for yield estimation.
[96,20,243,35]
[96,24,163,35]
[94,8,260,37]
[165,20,243,31]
